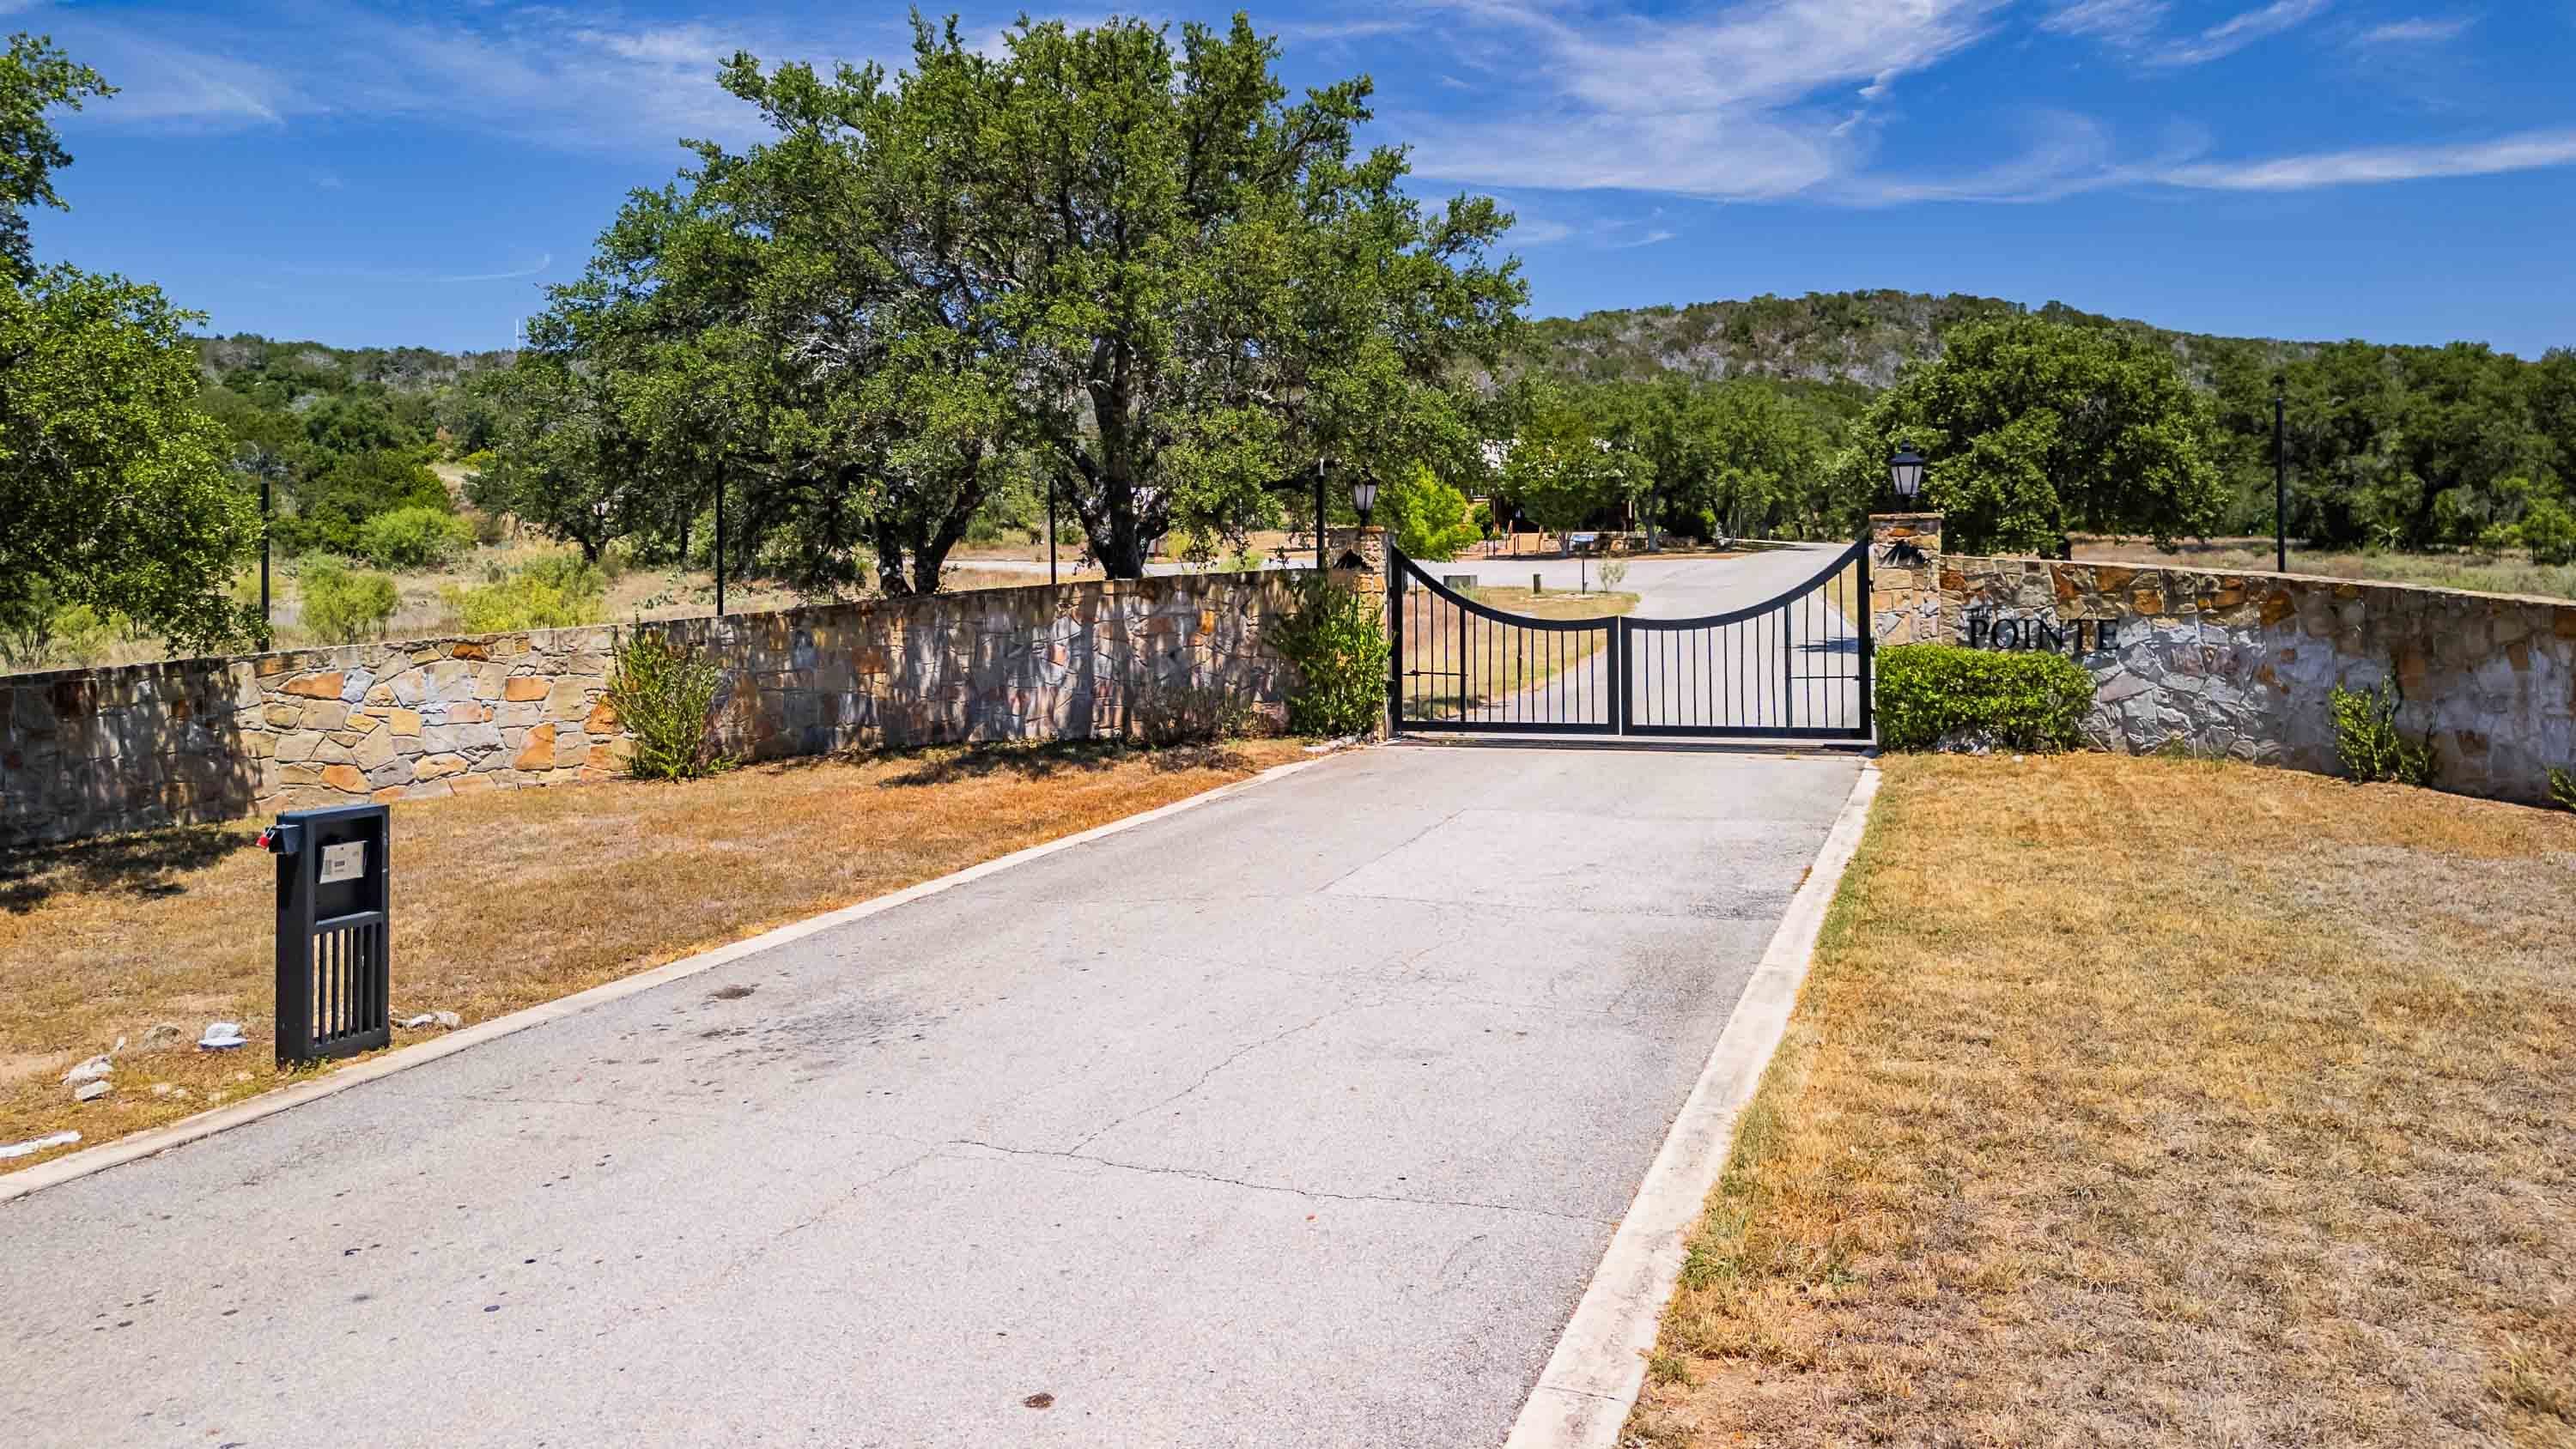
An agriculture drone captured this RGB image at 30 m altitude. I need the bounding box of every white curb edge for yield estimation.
[1503,761,1882,1449]
[2,749,1347,1207]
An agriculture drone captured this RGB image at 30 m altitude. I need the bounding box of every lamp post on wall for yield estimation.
[1881,443,1929,566]
[2272,373,2287,573]
[1350,471,1380,530]
[1887,441,1926,507]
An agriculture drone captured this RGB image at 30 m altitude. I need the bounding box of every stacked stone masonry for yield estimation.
[3,573,1296,848]
[1867,509,2574,804]
[1940,558,2576,801]
[1865,512,1944,646]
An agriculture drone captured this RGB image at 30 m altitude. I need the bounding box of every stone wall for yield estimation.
[1937,555,2576,803]
[3,573,1297,848]
[1868,512,1944,646]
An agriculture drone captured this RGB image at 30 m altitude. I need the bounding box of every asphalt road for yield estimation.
[1,744,1861,1448]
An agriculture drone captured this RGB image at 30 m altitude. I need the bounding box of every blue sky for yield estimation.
[18,0,2576,355]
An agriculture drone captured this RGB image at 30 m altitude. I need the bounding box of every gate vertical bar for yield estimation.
[1856,538,1874,740]
[1386,544,1405,735]
[1779,604,1794,731]
[1611,617,1630,732]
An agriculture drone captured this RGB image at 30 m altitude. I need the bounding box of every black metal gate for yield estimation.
[1388,541,1873,740]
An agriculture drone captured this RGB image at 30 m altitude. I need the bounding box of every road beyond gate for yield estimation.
[2,744,1862,1448]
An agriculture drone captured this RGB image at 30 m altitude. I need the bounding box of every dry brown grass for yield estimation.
[1633,753,2576,1449]
[2074,537,2576,603]
[0,736,1307,1169]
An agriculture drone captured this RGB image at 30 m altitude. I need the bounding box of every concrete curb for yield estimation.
[1,749,1346,1207]
[1503,761,1881,1449]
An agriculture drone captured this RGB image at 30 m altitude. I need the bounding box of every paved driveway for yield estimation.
[3,744,1861,1448]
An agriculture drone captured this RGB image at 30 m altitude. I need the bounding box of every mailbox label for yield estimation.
[318,840,367,885]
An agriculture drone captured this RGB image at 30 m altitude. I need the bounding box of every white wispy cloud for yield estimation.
[1844,111,2125,203]
[438,253,556,283]
[1404,0,2006,200]
[2147,0,2331,67]
[1505,218,1577,245]
[2044,0,2333,65]
[2355,15,2472,45]
[1604,227,1678,248]
[43,27,298,125]
[1271,17,1425,43]
[2038,0,2169,47]
[39,2,840,151]
[2154,128,2576,190]
[281,252,560,284]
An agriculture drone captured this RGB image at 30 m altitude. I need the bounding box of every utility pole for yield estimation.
[2272,373,2287,573]
[1048,475,1058,586]
[714,469,726,615]
[258,460,274,646]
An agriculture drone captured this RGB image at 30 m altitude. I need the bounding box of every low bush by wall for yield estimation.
[1874,643,2096,753]
[2,573,1295,849]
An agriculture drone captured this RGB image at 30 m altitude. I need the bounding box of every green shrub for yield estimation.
[1382,465,1483,561]
[440,556,607,633]
[1874,644,2096,752]
[355,506,475,570]
[1271,573,1390,737]
[2546,766,2573,813]
[2328,677,2436,787]
[605,627,735,780]
[0,581,136,669]
[299,559,399,644]
[2520,496,2576,567]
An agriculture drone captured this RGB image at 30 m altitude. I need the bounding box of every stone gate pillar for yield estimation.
[1868,512,1944,645]
[1334,525,1388,597]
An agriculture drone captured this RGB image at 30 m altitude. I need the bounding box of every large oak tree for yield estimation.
[554,12,1525,585]
[1836,315,2227,556]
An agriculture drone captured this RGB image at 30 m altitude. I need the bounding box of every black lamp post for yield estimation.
[1350,472,1380,530]
[1315,457,1331,572]
[257,459,276,646]
[1887,442,1926,506]
[2272,373,2287,573]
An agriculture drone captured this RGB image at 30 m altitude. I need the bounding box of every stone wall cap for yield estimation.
[0,573,1296,689]
[1949,551,2576,613]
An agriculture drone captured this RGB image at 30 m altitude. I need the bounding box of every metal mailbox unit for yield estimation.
[258,803,392,1064]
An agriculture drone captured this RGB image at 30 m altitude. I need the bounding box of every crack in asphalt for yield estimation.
[1063,997,1377,1155]
[945,1138,1617,1226]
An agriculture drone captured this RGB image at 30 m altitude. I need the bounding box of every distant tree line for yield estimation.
[1516,292,2576,560]
[195,336,505,558]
